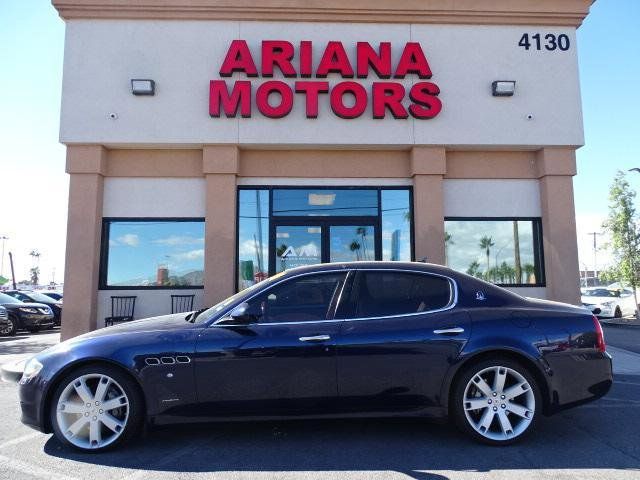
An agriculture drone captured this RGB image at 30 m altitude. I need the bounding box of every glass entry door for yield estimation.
[270,220,380,274]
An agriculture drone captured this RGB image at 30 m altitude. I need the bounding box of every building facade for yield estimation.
[53,0,594,339]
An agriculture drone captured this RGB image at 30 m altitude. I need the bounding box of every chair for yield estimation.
[104,296,137,327]
[171,294,195,314]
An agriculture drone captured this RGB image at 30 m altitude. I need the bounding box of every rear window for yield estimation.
[353,271,452,318]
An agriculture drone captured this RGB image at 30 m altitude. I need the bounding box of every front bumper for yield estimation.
[582,303,616,318]
[19,313,55,329]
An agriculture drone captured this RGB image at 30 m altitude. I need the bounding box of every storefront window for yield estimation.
[272,189,378,216]
[381,189,411,261]
[444,218,544,286]
[238,187,413,291]
[238,190,270,290]
[101,219,205,288]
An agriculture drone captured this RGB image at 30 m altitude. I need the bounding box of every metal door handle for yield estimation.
[433,327,465,335]
[299,335,331,342]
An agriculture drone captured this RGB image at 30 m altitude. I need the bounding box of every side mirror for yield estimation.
[218,302,258,325]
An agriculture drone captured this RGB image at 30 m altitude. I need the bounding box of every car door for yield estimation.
[335,269,470,414]
[193,271,348,417]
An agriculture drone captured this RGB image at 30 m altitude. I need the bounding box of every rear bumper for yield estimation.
[545,351,613,414]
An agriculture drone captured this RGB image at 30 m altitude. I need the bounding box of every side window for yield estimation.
[247,273,346,323]
[355,271,452,318]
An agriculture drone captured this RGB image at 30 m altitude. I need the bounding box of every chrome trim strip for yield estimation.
[211,267,459,328]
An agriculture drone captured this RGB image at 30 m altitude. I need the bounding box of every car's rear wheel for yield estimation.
[50,364,143,452]
[0,315,17,336]
[452,358,541,445]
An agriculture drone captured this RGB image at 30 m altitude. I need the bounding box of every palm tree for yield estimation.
[349,240,362,261]
[479,236,495,279]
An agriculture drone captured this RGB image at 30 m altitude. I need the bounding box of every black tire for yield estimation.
[614,306,622,318]
[50,364,144,452]
[0,315,18,336]
[451,357,542,446]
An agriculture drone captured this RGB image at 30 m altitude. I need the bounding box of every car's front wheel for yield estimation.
[50,364,144,452]
[452,358,542,445]
[0,315,17,336]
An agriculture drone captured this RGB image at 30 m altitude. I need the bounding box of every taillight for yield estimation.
[593,315,606,353]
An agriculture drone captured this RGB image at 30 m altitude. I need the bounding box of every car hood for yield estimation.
[78,312,201,340]
[1,302,51,310]
[581,296,618,304]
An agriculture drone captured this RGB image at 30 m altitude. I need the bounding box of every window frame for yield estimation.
[235,186,415,292]
[341,269,457,321]
[99,217,206,290]
[443,216,546,288]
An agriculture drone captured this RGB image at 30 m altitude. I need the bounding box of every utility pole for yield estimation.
[587,232,603,285]
[0,236,8,277]
[8,252,16,289]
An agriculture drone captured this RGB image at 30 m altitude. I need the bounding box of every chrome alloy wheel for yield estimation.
[55,374,129,449]
[462,365,535,441]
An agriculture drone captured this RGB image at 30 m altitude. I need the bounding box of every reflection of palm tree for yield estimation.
[444,231,454,266]
[513,221,521,283]
[356,227,369,260]
[276,244,288,270]
[349,240,362,261]
[466,260,481,277]
[479,236,495,279]
[523,263,536,284]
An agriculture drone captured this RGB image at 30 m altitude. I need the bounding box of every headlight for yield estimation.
[18,307,38,314]
[20,358,43,382]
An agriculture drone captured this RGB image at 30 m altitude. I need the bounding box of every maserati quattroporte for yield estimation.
[5,262,612,451]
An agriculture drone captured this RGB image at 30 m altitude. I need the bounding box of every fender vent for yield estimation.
[160,357,176,365]
[145,358,160,366]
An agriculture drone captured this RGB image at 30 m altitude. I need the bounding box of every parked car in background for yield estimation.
[4,262,611,451]
[581,287,637,318]
[41,292,63,302]
[0,292,54,336]
[0,306,7,324]
[3,290,62,326]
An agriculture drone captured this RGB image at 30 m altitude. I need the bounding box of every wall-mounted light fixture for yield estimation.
[131,79,155,96]
[492,80,516,97]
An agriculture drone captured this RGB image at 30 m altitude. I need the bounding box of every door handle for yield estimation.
[299,335,331,342]
[433,327,465,335]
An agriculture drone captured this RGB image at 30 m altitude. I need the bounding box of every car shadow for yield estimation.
[42,392,640,478]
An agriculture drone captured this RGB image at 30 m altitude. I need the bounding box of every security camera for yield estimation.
[108,112,118,120]
[526,114,534,120]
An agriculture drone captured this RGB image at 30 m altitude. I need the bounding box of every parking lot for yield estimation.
[0,326,639,480]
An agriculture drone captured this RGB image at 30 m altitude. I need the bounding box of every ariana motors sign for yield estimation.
[209,40,442,120]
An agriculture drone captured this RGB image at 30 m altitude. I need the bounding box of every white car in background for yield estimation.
[581,287,637,318]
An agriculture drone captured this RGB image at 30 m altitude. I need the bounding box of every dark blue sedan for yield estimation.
[7,262,612,451]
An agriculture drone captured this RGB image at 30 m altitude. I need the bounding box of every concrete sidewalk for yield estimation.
[608,345,640,375]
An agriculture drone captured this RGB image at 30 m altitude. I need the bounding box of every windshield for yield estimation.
[584,289,620,298]
[21,291,56,303]
[191,272,287,323]
[0,292,22,304]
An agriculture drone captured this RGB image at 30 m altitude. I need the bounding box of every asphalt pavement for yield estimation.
[0,327,639,480]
